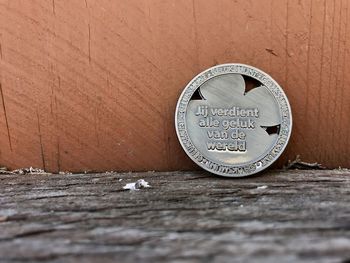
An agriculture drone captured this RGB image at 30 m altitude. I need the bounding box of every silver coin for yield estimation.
[175,64,292,177]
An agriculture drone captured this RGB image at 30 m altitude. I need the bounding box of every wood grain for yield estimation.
[0,0,349,172]
[0,170,350,262]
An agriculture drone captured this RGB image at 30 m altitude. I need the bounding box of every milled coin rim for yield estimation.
[175,63,292,177]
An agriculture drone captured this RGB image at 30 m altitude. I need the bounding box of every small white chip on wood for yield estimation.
[256,185,268,190]
[123,179,151,191]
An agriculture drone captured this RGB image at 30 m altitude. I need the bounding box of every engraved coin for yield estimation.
[175,64,292,177]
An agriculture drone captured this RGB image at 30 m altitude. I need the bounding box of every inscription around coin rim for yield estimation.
[175,63,292,177]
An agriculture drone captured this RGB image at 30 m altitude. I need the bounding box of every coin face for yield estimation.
[175,64,292,177]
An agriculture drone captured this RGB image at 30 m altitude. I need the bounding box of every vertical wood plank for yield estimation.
[0,0,349,172]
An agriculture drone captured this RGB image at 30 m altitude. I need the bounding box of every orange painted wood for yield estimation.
[0,0,349,172]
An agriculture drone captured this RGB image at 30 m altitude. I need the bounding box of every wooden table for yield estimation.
[0,170,349,262]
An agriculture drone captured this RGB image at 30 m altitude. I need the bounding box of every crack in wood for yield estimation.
[52,0,55,15]
[0,82,12,151]
[36,109,46,171]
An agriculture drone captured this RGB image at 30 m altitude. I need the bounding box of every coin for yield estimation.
[175,64,292,177]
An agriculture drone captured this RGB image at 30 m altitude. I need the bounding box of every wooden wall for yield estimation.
[0,0,349,172]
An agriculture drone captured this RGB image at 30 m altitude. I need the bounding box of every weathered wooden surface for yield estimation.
[0,0,350,172]
[0,170,349,263]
